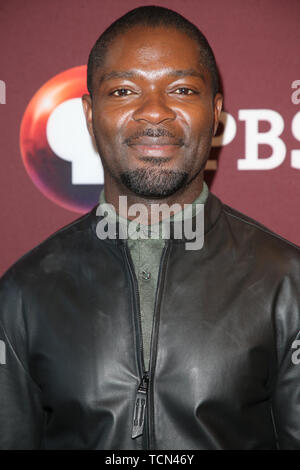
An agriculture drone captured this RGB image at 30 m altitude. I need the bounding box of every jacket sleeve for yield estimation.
[0,272,45,449]
[271,269,300,450]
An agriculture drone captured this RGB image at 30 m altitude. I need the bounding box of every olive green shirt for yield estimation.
[98,182,209,371]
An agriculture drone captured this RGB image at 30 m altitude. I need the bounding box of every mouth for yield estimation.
[130,144,180,157]
[127,138,183,157]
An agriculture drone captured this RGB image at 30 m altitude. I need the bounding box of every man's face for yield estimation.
[82,26,223,198]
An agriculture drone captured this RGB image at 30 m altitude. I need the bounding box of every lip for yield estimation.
[129,144,181,157]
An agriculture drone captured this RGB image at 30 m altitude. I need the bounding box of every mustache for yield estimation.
[124,127,184,146]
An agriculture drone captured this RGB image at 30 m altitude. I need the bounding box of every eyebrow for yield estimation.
[97,68,206,86]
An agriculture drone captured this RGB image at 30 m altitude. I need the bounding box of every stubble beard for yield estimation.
[120,164,189,198]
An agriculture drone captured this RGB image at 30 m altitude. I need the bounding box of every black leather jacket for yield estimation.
[0,191,299,450]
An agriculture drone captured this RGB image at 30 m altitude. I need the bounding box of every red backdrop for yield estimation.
[0,0,299,275]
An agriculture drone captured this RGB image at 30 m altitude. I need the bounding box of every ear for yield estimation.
[213,93,223,136]
[82,94,94,138]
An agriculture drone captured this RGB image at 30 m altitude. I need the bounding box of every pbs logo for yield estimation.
[20,66,103,213]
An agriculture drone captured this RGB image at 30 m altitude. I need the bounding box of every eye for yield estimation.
[173,87,196,95]
[110,88,133,97]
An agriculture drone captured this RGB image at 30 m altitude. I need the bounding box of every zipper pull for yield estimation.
[131,373,149,439]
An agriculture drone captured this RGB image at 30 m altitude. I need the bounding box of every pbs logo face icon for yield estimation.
[20,66,103,213]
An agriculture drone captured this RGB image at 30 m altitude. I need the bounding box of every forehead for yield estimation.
[101,25,204,74]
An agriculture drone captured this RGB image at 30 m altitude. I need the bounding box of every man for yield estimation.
[0,5,299,450]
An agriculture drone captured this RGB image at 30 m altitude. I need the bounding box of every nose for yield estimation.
[132,91,176,125]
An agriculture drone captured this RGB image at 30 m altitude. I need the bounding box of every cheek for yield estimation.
[94,108,132,142]
[175,105,214,137]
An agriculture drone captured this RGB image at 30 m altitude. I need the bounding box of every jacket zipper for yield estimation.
[123,242,148,443]
[123,239,170,447]
[131,371,149,439]
[123,241,146,375]
[146,240,170,449]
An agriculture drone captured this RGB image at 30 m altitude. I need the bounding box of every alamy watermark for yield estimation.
[0,80,6,104]
[95,196,204,250]
[291,80,300,105]
[291,339,300,365]
[0,340,6,364]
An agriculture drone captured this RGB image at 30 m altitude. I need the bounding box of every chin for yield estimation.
[120,167,189,198]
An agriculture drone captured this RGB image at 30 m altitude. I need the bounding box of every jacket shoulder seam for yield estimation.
[3,210,94,275]
[222,205,300,251]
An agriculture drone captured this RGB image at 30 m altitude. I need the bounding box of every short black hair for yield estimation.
[87,5,220,98]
